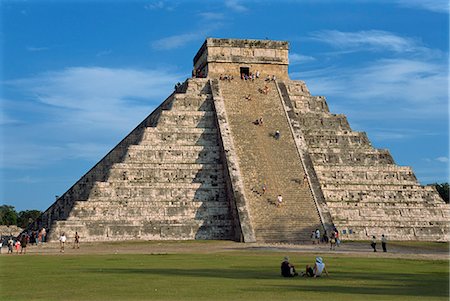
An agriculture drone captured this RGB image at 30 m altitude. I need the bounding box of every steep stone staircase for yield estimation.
[219,79,323,242]
[41,79,236,241]
[278,80,449,241]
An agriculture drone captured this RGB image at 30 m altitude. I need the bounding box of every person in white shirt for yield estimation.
[277,195,283,207]
[59,233,67,253]
[305,257,329,277]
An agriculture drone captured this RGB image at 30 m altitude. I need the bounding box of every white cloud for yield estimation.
[394,0,449,13]
[289,53,316,65]
[144,1,165,10]
[3,66,183,168]
[224,0,248,12]
[152,32,204,50]
[293,58,447,113]
[309,30,428,54]
[96,49,112,57]
[436,156,449,163]
[26,46,49,52]
[198,12,225,21]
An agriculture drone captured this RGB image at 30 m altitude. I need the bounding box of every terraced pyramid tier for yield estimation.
[278,80,449,241]
[38,79,238,242]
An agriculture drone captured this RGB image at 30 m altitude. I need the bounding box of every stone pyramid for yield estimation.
[34,38,449,242]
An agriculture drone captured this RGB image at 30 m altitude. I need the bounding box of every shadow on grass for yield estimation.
[85,268,449,298]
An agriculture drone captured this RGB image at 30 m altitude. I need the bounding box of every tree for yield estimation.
[0,205,18,226]
[17,210,42,228]
[433,183,449,204]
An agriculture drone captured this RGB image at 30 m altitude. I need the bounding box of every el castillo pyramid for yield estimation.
[33,38,449,242]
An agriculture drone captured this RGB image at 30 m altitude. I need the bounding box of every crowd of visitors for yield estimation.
[1,228,82,254]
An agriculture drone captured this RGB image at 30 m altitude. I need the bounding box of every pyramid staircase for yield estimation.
[216,79,323,242]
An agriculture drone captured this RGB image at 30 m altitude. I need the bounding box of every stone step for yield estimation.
[141,128,219,145]
[219,79,323,243]
[158,111,216,128]
[51,218,234,241]
[297,114,351,131]
[171,94,214,111]
[112,163,223,170]
[123,146,222,164]
[304,132,371,148]
[310,151,394,165]
[89,183,226,197]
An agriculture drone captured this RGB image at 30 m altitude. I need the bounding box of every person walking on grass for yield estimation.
[371,235,377,252]
[59,233,67,253]
[73,232,80,249]
[381,234,387,252]
[20,234,28,254]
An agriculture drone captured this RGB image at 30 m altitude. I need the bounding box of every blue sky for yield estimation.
[1,0,448,211]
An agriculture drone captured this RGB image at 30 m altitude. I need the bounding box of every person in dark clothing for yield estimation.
[371,236,377,252]
[381,234,387,252]
[281,256,298,277]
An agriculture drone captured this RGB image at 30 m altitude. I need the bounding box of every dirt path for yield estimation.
[2,240,448,260]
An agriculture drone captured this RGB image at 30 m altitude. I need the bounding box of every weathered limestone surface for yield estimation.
[279,80,449,241]
[218,79,323,242]
[31,38,448,242]
[36,79,238,242]
[194,38,289,80]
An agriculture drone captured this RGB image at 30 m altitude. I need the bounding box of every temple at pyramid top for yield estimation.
[193,38,290,79]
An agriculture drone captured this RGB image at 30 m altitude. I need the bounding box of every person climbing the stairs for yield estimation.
[277,194,283,207]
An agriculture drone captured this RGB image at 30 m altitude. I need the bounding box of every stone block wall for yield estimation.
[194,38,289,80]
[279,80,449,241]
[34,79,238,242]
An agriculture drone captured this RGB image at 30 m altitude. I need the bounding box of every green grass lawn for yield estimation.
[1,251,448,301]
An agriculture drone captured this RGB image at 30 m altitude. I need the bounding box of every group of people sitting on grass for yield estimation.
[281,256,329,278]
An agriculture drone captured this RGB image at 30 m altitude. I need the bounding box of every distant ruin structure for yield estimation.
[33,38,449,242]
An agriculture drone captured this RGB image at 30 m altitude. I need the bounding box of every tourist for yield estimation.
[59,232,67,253]
[303,174,308,187]
[315,228,320,244]
[73,232,80,249]
[281,256,298,277]
[311,231,316,244]
[305,257,329,277]
[41,228,46,243]
[256,70,260,78]
[371,235,377,252]
[335,228,341,247]
[262,183,266,194]
[20,234,28,254]
[7,238,14,254]
[322,231,329,244]
[274,130,280,140]
[0,240,2,254]
[272,75,277,81]
[329,231,336,250]
[277,195,283,207]
[14,239,21,254]
[37,230,42,245]
[381,234,387,252]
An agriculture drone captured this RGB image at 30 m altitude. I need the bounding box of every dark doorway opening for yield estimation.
[240,67,250,76]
